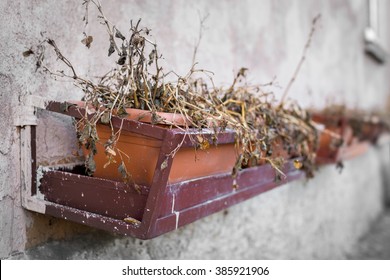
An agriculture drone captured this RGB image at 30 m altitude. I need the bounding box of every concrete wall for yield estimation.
[1,0,390,259]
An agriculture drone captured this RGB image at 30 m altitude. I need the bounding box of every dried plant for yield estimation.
[27,0,320,181]
[313,105,389,143]
[217,69,319,179]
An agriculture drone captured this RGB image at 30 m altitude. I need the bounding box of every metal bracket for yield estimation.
[14,95,48,127]
[17,95,49,214]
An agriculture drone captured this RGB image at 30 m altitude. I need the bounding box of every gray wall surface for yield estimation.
[1,0,390,259]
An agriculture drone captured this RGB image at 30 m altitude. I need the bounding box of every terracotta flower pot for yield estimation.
[74,101,303,185]
[72,102,238,186]
[247,139,290,167]
[68,100,190,127]
[349,117,389,143]
[124,107,190,127]
[315,128,344,160]
[312,113,369,163]
[88,124,238,186]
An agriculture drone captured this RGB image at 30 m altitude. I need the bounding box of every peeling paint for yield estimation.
[174,211,180,230]
[171,194,175,213]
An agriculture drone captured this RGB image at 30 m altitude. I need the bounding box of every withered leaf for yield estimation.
[148,49,156,65]
[336,161,344,173]
[124,217,141,226]
[108,41,115,56]
[196,135,210,150]
[100,112,110,124]
[117,55,126,65]
[293,159,303,169]
[60,102,70,112]
[35,50,44,70]
[237,67,248,78]
[81,35,93,48]
[118,162,128,178]
[105,146,116,156]
[115,30,125,40]
[151,112,163,124]
[23,49,34,57]
[86,155,96,175]
[117,107,129,118]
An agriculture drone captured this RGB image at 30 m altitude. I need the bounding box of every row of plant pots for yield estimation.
[37,101,389,239]
[71,101,386,187]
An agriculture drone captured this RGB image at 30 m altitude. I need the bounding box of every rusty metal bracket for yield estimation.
[16,95,49,214]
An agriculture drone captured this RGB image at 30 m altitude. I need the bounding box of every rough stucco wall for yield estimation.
[0,1,92,258]
[1,0,390,259]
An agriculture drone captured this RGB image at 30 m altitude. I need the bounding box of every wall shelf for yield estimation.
[21,101,380,239]
[39,159,302,239]
[20,101,303,239]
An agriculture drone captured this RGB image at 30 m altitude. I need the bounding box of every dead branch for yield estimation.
[279,14,321,106]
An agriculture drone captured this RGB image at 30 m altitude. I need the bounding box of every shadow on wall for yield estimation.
[25,212,94,249]
[22,227,115,260]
